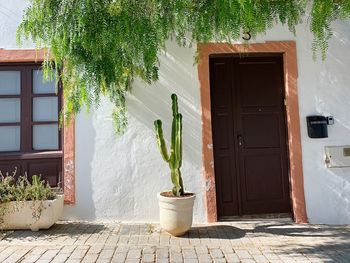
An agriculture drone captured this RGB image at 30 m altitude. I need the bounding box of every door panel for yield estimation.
[210,58,239,217]
[27,158,62,186]
[0,161,23,180]
[242,114,281,148]
[238,62,280,107]
[210,55,291,218]
[244,154,284,201]
[0,158,62,187]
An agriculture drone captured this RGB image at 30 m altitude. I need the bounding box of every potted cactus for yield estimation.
[154,93,195,236]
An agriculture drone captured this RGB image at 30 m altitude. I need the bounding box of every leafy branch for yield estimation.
[17,0,350,133]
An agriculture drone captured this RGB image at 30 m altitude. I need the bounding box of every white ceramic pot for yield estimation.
[1,194,64,231]
[157,192,196,236]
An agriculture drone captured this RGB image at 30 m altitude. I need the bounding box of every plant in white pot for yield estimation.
[154,93,195,236]
[0,169,64,231]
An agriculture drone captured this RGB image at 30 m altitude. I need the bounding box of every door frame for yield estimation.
[197,41,307,223]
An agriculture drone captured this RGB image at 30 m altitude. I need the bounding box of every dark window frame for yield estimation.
[0,62,62,161]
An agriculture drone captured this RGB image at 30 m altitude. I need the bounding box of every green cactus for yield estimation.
[154,94,184,197]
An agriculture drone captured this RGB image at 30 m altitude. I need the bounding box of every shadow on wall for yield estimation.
[128,42,202,167]
[63,112,97,220]
[301,20,350,224]
[125,42,204,221]
[62,41,205,222]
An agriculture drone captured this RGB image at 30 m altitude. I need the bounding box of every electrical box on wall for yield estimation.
[306,115,334,138]
[325,146,350,168]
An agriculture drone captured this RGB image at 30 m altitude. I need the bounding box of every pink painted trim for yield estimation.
[0,49,76,205]
[0,48,48,62]
[197,42,307,223]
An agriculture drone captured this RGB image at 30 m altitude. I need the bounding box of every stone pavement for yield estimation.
[0,220,349,262]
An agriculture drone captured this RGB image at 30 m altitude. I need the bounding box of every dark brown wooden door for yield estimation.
[210,55,291,218]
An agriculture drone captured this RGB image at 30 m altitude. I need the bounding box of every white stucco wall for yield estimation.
[2,1,350,224]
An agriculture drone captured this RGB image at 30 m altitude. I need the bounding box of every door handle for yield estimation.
[237,134,243,147]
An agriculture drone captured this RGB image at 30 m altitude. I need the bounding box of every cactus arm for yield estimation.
[175,113,182,168]
[171,93,178,116]
[169,115,176,169]
[169,94,178,169]
[154,120,170,162]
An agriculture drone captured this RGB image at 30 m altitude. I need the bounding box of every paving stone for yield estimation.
[125,259,141,263]
[2,247,32,263]
[194,246,208,255]
[0,221,348,263]
[0,247,19,261]
[38,248,60,260]
[160,235,170,246]
[65,259,82,263]
[69,248,89,260]
[170,251,184,263]
[111,252,127,263]
[221,246,234,254]
[209,248,224,258]
[143,246,156,254]
[252,254,269,263]
[142,253,155,262]
[127,249,142,259]
[197,253,212,263]
[240,259,256,263]
[156,258,169,263]
[224,253,240,263]
[156,247,169,258]
[51,254,71,263]
[170,246,182,253]
[60,245,77,254]
[116,245,129,253]
[236,249,253,259]
[183,248,197,259]
[81,253,99,262]
[21,254,42,263]
[99,249,115,259]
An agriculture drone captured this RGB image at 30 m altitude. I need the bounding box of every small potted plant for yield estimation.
[0,168,64,231]
[154,93,195,236]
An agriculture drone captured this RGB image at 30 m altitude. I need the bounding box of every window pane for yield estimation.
[33,124,59,150]
[0,126,20,151]
[33,97,58,122]
[33,70,56,94]
[0,71,20,95]
[0,98,20,123]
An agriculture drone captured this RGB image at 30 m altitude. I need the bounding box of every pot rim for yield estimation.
[0,194,64,205]
[157,191,196,200]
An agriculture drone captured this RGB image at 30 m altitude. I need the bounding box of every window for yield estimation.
[0,64,62,186]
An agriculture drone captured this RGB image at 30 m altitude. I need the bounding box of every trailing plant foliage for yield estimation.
[0,169,56,203]
[311,0,350,59]
[0,169,59,228]
[18,0,350,132]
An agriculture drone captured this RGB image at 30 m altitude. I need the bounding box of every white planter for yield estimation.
[1,194,64,231]
[157,192,196,236]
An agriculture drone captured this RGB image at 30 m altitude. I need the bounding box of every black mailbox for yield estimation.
[306,115,328,138]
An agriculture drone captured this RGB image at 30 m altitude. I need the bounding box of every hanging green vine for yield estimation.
[17,0,350,133]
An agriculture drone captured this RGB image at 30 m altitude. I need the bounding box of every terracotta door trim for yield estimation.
[0,48,76,205]
[197,41,307,223]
